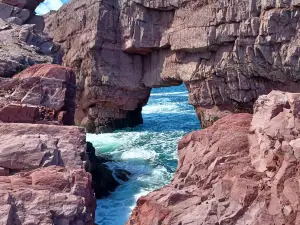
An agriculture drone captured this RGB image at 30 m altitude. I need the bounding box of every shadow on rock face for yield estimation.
[86,141,131,199]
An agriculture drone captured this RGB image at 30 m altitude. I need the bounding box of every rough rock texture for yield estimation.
[0,0,61,79]
[0,123,87,172]
[0,64,76,125]
[0,166,95,225]
[0,0,44,10]
[45,0,300,131]
[128,91,300,224]
[127,113,254,225]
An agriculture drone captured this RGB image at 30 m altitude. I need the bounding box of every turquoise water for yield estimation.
[87,85,200,225]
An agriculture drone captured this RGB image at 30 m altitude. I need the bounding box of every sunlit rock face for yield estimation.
[128,91,300,224]
[45,0,300,132]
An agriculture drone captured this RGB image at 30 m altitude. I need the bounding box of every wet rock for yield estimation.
[115,168,131,182]
[86,142,130,198]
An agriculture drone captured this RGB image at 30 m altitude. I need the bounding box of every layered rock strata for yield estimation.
[0,123,87,171]
[127,91,300,224]
[44,0,300,131]
[0,62,98,224]
[0,64,76,125]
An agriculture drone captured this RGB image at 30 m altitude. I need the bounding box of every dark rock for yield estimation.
[86,142,129,198]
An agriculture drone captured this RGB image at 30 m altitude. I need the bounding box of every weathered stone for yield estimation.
[0,123,86,171]
[0,166,95,225]
[0,64,76,125]
[128,91,300,224]
[127,114,255,225]
[45,0,300,131]
[0,0,43,10]
[0,103,39,123]
[5,16,22,25]
[15,63,76,84]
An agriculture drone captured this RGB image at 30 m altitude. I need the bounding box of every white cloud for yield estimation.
[35,0,64,15]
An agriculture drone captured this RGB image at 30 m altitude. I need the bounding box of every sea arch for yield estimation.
[43,0,300,133]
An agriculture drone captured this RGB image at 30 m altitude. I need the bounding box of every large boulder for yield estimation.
[128,91,300,224]
[45,0,300,131]
[0,64,76,125]
[0,123,86,172]
[85,142,130,198]
[0,166,95,225]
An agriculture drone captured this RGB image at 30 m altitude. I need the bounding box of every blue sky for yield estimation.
[36,0,70,15]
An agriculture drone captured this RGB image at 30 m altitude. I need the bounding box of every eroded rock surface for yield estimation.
[127,113,255,225]
[128,91,300,224]
[0,64,76,125]
[0,123,86,172]
[44,0,300,131]
[0,166,95,225]
[0,1,61,79]
[86,142,131,198]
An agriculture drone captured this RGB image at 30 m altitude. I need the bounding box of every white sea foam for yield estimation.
[142,102,180,114]
[150,91,188,96]
[95,163,171,225]
[90,85,200,225]
[120,148,157,161]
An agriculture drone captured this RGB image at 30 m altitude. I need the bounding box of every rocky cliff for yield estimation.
[128,91,300,225]
[0,0,61,77]
[0,1,130,221]
[44,0,300,132]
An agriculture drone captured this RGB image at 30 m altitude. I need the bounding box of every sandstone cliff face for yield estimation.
[44,0,300,131]
[127,91,300,225]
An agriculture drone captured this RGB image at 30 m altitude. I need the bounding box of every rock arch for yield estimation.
[44,0,300,132]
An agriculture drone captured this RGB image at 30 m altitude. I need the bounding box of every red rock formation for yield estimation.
[0,166,95,225]
[44,0,300,131]
[128,91,300,224]
[0,123,86,171]
[0,64,76,125]
[15,64,76,84]
[1,0,44,10]
[127,113,254,225]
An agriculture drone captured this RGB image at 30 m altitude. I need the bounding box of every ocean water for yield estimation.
[87,84,200,225]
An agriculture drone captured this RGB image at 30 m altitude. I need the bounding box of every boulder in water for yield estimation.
[86,142,130,198]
